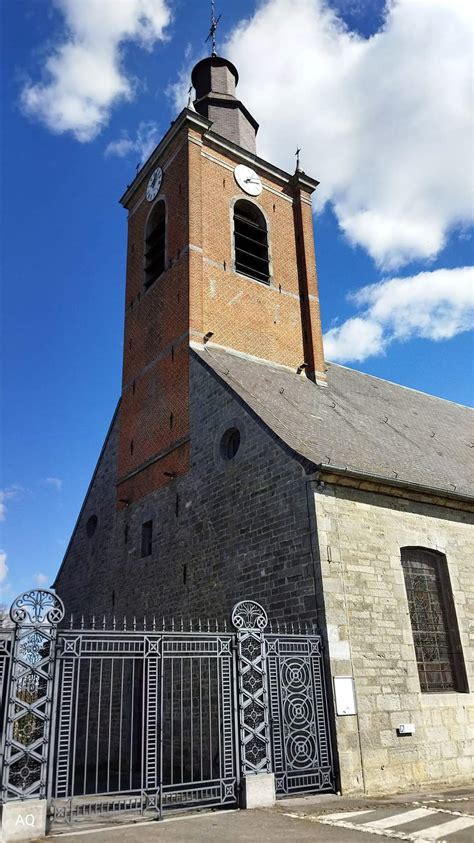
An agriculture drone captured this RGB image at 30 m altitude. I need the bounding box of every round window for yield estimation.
[220,428,241,460]
[86,514,98,538]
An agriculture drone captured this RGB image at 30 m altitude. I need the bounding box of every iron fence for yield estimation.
[266,634,333,795]
[0,591,334,830]
[49,626,238,825]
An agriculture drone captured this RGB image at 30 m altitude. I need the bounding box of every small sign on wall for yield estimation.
[333,676,357,715]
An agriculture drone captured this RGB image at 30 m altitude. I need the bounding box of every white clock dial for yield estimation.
[146,166,163,201]
[234,164,262,196]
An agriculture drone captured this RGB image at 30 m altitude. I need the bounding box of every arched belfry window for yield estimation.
[401,547,468,693]
[233,200,270,284]
[145,200,166,287]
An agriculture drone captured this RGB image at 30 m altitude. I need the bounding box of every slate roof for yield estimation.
[194,346,474,500]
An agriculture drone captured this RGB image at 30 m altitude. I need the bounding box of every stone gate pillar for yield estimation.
[232,600,275,808]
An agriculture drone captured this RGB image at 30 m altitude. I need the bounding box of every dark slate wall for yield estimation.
[54,409,120,620]
[55,354,318,626]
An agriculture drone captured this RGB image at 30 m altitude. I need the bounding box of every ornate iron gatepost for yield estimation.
[1,589,64,803]
[232,601,272,779]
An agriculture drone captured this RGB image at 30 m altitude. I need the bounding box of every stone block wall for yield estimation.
[312,483,473,794]
[54,407,120,623]
[55,353,319,626]
[54,357,474,796]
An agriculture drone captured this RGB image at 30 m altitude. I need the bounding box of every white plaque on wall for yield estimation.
[334,676,357,715]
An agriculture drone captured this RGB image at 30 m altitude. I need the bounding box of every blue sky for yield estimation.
[1,0,473,607]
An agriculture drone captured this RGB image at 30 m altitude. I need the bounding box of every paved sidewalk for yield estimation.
[275,784,474,817]
[275,785,474,843]
[27,785,473,843]
[33,808,382,843]
[48,808,375,842]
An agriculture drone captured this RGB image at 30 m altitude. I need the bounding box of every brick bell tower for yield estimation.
[117,54,326,507]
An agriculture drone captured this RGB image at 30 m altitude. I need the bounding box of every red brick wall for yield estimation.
[117,120,326,505]
[117,135,191,504]
[199,149,306,368]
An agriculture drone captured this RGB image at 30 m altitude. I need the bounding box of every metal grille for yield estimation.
[0,591,335,827]
[266,634,333,796]
[0,626,14,793]
[234,200,270,284]
[232,601,271,775]
[49,628,238,825]
[1,590,64,802]
[401,548,467,692]
[0,627,13,720]
[144,200,166,287]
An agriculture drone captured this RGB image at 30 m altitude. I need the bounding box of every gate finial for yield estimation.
[9,588,65,625]
[231,600,268,631]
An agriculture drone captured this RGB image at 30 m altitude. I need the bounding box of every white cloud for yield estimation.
[0,486,25,522]
[34,573,49,586]
[45,476,63,492]
[105,120,161,163]
[191,0,474,269]
[0,551,8,585]
[324,317,384,363]
[323,266,474,362]
[21,0,171,142]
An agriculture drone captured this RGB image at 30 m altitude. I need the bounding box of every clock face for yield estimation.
[146,167,163,201]
[234,164,262,196]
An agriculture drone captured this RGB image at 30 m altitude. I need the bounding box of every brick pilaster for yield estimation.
[291,172,327,385]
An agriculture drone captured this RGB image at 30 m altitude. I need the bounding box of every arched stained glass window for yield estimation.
[401,547,467,693]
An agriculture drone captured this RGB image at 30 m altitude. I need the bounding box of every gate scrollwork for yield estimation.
[2,589,64,801]
[231,600,268,631]
[232,601,271,775]
[10,589,65,625]
[0,591,334,816]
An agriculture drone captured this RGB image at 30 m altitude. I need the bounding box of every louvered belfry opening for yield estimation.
[145,200,166,287]
[234,199,270,284]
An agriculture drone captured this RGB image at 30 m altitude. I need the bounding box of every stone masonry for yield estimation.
[312,483,474,794]
[55,352,319,625]
[55,355,474,797]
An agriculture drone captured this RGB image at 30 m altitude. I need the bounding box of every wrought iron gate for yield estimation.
[50,625,238,824]
[232,601,333,797]
[0,590,334,832]
[266,634,333,795]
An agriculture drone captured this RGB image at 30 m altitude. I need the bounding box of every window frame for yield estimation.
[86,514,98,538]
[220,427,241,461]
[401,547,468,694]
[231,198,271,285]
[141,520,153,558]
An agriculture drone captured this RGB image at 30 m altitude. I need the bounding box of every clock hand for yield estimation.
[245,177,260,184]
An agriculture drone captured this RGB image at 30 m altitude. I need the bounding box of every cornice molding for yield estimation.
[119,108,321,207]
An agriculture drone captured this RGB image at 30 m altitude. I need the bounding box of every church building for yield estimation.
[54,53,473,796]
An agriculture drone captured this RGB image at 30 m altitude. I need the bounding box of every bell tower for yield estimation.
[116,53,326,506]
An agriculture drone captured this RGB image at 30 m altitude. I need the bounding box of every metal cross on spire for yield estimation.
[295,146,302,172]
[206,0,221,57]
